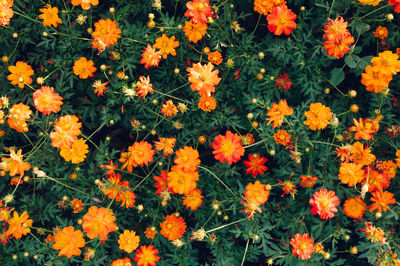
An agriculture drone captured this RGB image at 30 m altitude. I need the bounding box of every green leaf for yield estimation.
[344,54,358,69]
[330,68,345,86]
[354,21,370,35]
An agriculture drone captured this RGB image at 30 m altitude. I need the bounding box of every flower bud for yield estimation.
[350,104,359,113]
[109,7,115,13]
[247,113,254,119]
[349,90,357,98]
[350,246,358,254]
[387,14,394,21]
[251,98,257,104]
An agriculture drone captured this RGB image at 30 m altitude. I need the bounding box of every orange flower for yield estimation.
[70,199,83,213]
[111,258,132,266]
[343,197,367,219]
[361,65,391,93]
[134,245,160,266]
[71,0,98,10]
[322,16,354,59]
[208,51,223,65]
[160,100,178,118]
[244,180,270,205]
[136,76,154,99]
[187,62,221,97]
[253,0,274,15]
[371,50,400,76]
[363,167,390,192]
[154,170,175,195]
[358,0,382,6]
[338,162,364,187]
[144,227,157,239]
[0,4,13,26]
[52,226,85,258]
[103,173,136,208]
[154,34,179,59]
[243,154,268,177]
[7,61,34,88]
[304,102,332,130]
[154,137,176,157]
[82,206,117,241]
[377,160,397,179]
[49,115,82,148]
[160,214,187,241]
[350,142,376,166]
[33,86,63,115]
[349,115,382,141]
[7,103,32,132]
[92,80,109,97]
[167,165,199,194]
[59,138,89,164]
[360,222,387,244]
[174,146,201,172]
[299,175,318,188]
[73,57,96,79]
[273,129,292,146]
[119,141,155,172]
[373,26,388,39]
[267,5,297,36]
[309,188,340,219]
[369,190,396,213]
[38,4,62,28]
[240,133,255,146]
[184,0,212,24]
[198,95,217,111]
[140,44,162,69]
[118,230,140,253]
[183,20,208,43]
[266,99,293,128]
[1,149,30,177]
[6,211,33,239]
[290,233,315,260]
[183,188,204,210]
[324,36,355,59]
[92,19,121,49]
[278,179,297,199]
[211,130,245,165]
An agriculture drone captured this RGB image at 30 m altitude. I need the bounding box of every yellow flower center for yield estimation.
[321,199,330,207]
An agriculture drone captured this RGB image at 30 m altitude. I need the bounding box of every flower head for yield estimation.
[33,86,63,115]
[39,4,62,27]
[59,138,89,164]
[161,100,178,118]
[92,80,109,97]
[343,197,367,219]
[211,130,245,165]
[184,0,212,24]
[273,130,292,146]
[167,165,199,194]
[266,99,293,128]
[349,115,382,141]
[309,189,340,219]
[82,206,117,241]
[154,137,176,157]
[360,222,387,244]
[373,26,388,39]
[183,20,208,43]
[134,245,160,266]
[154,34,179,59]
[140,44,162,69]
[304,103,332,130]
[1,149,30,177]
[49,115,82,148]
[275,73,292,91]
[71,0,98,10]
[160,214,187,241]
[119,141,155,172]
[208,51,223,65]
[198,95,217,111]
[369,190,396,213]
[243,154,268,177]
[183,188,204,211]
[136,76,155,99]
[290,233,315,260]
[7,61,34,88]
[52,226,85,258]
[73,57,96,79]
[7,103,32,133]
[338,162,364,187]
[118,230,140,253]
[267,5,297,36]
[187,62,221,97]
[299,175,318,188]
[0,3,13,26]
[6,211,33,239]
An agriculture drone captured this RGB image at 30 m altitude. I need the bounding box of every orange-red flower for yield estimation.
[160,99,178,118]
[369,190,396,213]
[266,99,293,128]
[309,188,340,219]
[267,5,297,36]
[377,160,397,179]
[111,258,132,266]
[208,51,223,65]
[349,115,382,141]
[343,197,367,219]
[187,62,221,97]
[167,165,199,194]
[211,130,245,165]
[7,103,32,133]
[350,142,375,166]
[71,0,98,10]
[136,76,155,99]
[371,50,400,76]
[154,136,176,157]
[50,115,82,148]
[119,141,155,172]
[92,19,121,53]
[299,175,318,188]
[154,34,179,59]
[103,173,136,208]
[278,179,297,199]
[118,230,140,253]
[73,57,96,79]
[1,149,30,177]
[363,166,390,192]
[82,206,117,241]
[6,211,33,239]
[183,188,204,210]
[38,4,62,28]
[253,0,275,15]
[70,199,83,213]
[7,61,34,89]
[140,44,162,69]
[304,102,332,130]
[338,162,364,187]
[183,20,208,43]
[244,180,270,205]
[361,65,392,94]
[92,80,109,97]
[0,3,13,26]
[52,226,85,258]
[198,95,217,112]
[154,170,175,195]
[243,154,268,177]
[33,86,63,115]
[273,129,292,146]
[290,233,315,260]
[322,16,354,59]
[275,73,292,91]
[144,227,157,239]
[134,245,160,266]
[360,222,387,244]
[373,26,388,39]
[389,0,400,12]
[184,0,212,24]
[174,146,201,172]
[59,138,89,164]
[160,214,187,241]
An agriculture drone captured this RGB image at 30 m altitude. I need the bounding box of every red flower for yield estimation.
[184,0,213,24]
[275,73,292,91]
[309,189,340,219]
[211,130,245,165]
[290,233,315,260]
[267,5,297,36]
[243,154,268,177]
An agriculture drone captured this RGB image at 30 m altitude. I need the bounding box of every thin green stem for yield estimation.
[198,165,236,196]
[206,218,247,234]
